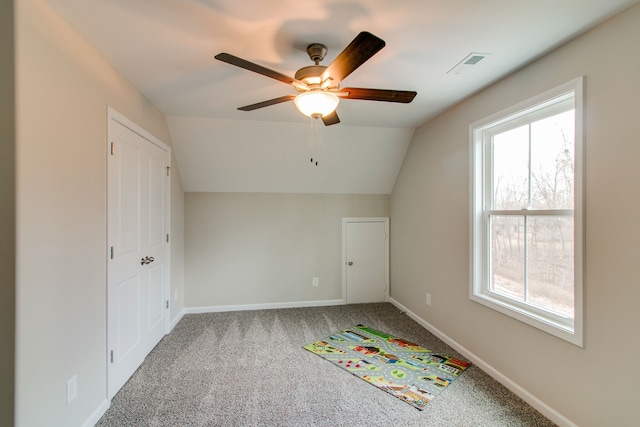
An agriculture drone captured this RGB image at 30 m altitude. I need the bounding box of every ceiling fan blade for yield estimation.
[322,111,340,126]
[322,32,386,84]
[215,53,306,89]
[338,87,417,103]
[238,95,296,111]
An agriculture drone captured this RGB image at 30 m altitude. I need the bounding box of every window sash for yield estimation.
[481,211,575,329]
[487,209,573,216]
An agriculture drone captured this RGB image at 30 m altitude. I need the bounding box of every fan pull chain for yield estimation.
[308,117,321,166]
[310,116,321,135]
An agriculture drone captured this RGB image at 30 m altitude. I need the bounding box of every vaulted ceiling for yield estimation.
[44,0,638,193]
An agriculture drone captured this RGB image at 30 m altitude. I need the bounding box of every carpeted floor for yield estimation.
[97,303,556,426]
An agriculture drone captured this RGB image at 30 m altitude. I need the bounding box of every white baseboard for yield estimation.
[185,299,344,314]
[388,297,577,427]
[81,398,109,427]
[169,308,186,331]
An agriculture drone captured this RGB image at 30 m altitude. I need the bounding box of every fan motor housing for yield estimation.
[294,65,327,87]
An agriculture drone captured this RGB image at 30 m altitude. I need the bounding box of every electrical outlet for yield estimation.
[174,289,178,301]
[66,375,77,404]
[312,277,319,287]
[425,293,431,306]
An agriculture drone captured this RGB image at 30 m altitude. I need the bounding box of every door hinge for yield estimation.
[166,234,169,243]
[110,142,115,155]
[166,300,169,309]
[166,166,171,176]
[110,350,114,363]
[110,246,114,259]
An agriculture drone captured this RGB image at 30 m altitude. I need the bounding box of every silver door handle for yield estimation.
[348,261,353,266]
[141,256,155,265]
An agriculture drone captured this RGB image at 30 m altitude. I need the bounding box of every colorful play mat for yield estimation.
[303,324,470,410]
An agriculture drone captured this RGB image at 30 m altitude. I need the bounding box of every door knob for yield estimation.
[348,261,353,266]
[140,256,155,265]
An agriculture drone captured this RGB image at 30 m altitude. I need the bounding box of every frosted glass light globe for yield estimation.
[294,91,340,118]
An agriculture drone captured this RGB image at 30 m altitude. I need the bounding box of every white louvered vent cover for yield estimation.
[447,52,490,75]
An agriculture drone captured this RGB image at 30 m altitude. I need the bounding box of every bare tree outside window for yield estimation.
[490,110,575,317]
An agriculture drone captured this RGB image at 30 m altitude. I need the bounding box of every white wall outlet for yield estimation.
[66,375,77,404]
[174,288,178,301]
[425,293,431,306]
[312,277,319,287]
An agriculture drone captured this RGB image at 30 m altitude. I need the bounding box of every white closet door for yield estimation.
[107,113,169,399]
[343,219,389,304]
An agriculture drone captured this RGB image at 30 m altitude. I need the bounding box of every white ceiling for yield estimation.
[44,0,638,194]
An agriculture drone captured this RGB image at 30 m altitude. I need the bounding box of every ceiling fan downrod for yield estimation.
[306,43,327,65]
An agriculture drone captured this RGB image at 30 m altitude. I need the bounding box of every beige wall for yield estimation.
[0,1,15,425]
[390,4,640,426]
[185,192,389,307]
[15,0,184,426]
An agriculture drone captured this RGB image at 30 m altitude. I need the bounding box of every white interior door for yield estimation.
[343,218,389,304]
[107,109,170,399]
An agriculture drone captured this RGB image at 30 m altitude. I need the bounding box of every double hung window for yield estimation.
[470,78,584,346]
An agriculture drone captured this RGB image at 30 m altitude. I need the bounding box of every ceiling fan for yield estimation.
[214,31,417,126]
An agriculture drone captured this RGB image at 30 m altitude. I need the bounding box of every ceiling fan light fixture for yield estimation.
[294,91,339,118]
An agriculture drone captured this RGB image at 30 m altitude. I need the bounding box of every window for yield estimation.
[470,77,584,346]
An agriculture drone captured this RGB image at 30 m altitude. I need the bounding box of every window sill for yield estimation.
[470,291,583,347]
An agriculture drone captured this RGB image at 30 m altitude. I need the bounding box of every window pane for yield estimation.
[490,215,525,301]
[530,110,575,209]
[492,126,529,210]
[527,216,574,317]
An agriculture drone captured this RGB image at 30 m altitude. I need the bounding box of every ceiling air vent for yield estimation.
[447,52,490,75]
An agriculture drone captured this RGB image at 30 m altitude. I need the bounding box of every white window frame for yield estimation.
[470,77,584,347]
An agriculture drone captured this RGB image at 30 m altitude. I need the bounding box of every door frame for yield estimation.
[342,217,389,304]
[106,107,171,396]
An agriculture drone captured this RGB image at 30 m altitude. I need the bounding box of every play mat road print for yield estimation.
[303,324,470,410]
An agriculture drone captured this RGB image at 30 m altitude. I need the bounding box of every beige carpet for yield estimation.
[97,303,556,426]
